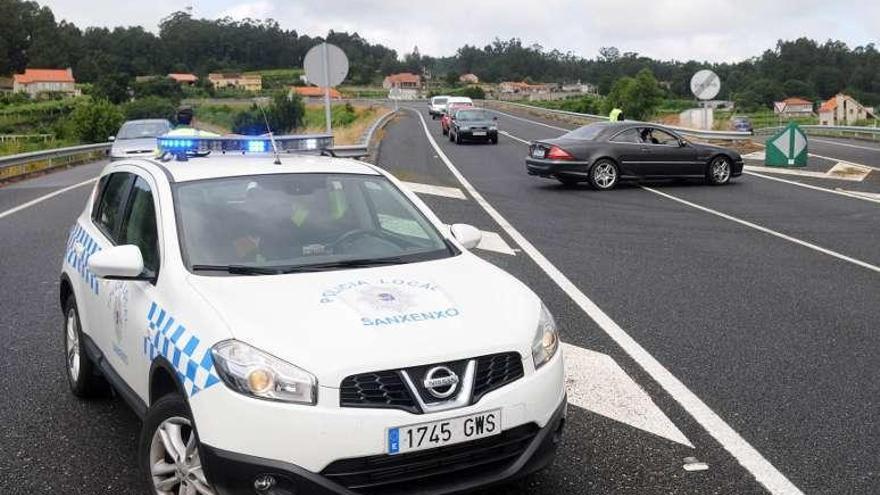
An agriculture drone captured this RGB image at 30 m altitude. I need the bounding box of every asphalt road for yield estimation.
[0,112,877,494]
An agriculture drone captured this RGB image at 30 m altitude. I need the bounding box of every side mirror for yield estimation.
[88,245,146,280]
[108,136,116,142]
[450,223,482,250]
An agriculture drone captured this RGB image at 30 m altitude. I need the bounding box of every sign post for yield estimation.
[765,122,808,167]
[690,70,721,130]
[304,43,349,134]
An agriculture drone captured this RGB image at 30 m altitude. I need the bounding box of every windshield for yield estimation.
[562,123,607,141]
[455,109,492,121]
[432,97,448,105]
[117,121,171,140]
[175,173,453,274]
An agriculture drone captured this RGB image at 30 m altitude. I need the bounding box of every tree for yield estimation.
[123,96,177,121]
[267,91,304,133]
[782,79,815,99]
[66,98,124,142]
[603,69,663,120]
[93,73,131,104]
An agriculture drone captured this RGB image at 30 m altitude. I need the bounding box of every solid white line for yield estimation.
[411,109,804,495]
[642,186,880,274]
[0,178,97,220]
[812,137,880,153]
[498,130,530,144]
[485,108,571,132]
[743,171,880,205]
[834,189,880,201]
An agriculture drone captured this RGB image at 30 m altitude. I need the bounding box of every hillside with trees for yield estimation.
[1,0,879,109]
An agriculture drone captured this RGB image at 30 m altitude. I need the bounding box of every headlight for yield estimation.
[212,340,317,404]
[459,125,470,131]
[531,303,559,369]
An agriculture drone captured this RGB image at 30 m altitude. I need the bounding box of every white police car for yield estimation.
[60,135,566,495]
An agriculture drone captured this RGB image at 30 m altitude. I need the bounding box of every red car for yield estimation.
[441,100,474,135]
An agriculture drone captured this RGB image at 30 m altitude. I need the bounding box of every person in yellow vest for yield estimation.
[609,108,625,122]
[164,106,220,138]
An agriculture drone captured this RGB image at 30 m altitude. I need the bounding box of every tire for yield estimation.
[63,293,107,398]
[140,394,216,495]
[588,159,619,190]
[707,155,732,185]
[449,131,454,142]
[455,132,462,144]
[442,126,448,136]
[490,136,498,145]
[557,176,581,186]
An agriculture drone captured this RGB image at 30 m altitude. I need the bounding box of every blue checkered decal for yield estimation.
[144,302,221,397]
[65,223,101,294]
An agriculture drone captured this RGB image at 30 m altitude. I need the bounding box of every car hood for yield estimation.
[186,255,539,387]
[111,137,158,156]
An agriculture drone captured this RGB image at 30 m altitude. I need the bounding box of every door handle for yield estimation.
[74,242,85,257]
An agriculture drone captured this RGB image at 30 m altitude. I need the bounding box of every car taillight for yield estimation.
[547,146,574,160]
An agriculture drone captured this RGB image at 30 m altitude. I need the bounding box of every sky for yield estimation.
[38,0,880,63]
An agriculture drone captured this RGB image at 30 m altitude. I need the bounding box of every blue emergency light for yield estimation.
[156,134,334,160]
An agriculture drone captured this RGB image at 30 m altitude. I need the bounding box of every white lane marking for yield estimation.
[400,181,467,200]
[563,343,693,447]
[475,230,516,256]
[411,109,804,495]
[834,189,880,201]
[812,137,880,154]
[0,178,97,220]
[742,165,867,182]
[485,108,571,132]
[743,171,880,205]
[642,186,880,274]
[499,130,530,144]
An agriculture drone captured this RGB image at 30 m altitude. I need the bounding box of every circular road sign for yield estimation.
[304,42,349,87]
[690,69,721,100]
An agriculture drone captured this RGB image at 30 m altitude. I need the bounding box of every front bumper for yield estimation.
[202,396,566,495]
[457,129,498,141]
[525,157,592,178]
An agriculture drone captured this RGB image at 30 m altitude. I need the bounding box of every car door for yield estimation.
[608,128,647,177]
[640,127,699,176]
[80,171,135,358]
[110,173,164,398]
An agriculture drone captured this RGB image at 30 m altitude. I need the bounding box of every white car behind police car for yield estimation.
[60,135,566,495]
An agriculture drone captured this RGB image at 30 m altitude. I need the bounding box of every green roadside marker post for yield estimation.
[765,122,808,167]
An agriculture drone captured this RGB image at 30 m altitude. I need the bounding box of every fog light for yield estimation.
[247,368,274,394]
[254,474,276,492]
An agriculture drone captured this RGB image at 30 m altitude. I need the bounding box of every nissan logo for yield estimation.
[423,366,459,399]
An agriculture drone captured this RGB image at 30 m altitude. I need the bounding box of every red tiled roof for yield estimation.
[13,69,74,84]
[385,73,421,84]
[819,97,838,113]
[168,73,198,82]
[782,97,811,106]
[292,86,342,98]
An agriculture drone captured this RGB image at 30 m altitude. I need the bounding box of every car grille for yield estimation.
[473,352,524,402]
[340,371,419,413]
[320,423,539,494]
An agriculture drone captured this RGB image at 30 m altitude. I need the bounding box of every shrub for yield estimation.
[123,97,178,122]
[65,99,125,143]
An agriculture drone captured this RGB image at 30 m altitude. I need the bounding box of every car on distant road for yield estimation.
[109,119,173,161]
[428,95,451,119]
[730,116,754,133]
[440,97,474,135]
[449,108,499,144]
[60,134,566,495]
[526,122,743,189]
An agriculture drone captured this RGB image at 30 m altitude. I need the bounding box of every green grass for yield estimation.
[0,138,77,157]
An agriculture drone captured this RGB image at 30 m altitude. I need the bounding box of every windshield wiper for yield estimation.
[191,264,288,275]
[279,256,409,273]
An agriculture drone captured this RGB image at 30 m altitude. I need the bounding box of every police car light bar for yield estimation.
[157,134,334,157]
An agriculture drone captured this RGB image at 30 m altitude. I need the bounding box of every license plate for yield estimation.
[387,409,501,455]
[532,148,546,158]
[472,131,486,136]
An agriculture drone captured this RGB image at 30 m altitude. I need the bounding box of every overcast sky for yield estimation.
[39,0,880,63]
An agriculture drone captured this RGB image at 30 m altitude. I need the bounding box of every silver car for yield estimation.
[110,119,172,160]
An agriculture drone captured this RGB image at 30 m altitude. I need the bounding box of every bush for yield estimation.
[65,99,125,143]
[267,91,305,132]
[450,86,486,100]
[132,78,183,104]
[231,106,265,135]
[123,97,178,122]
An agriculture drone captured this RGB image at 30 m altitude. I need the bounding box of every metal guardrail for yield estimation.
[0,142,111,181]
[483,100,880,142]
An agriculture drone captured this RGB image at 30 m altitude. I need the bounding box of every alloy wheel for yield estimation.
[711,158,731,184]
[149,416,214,495]
[593,162,617,189]
[65,307,80,381]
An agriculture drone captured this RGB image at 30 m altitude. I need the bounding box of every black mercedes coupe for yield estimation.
[525,122,743,190]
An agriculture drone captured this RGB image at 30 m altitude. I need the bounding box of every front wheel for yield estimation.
[707,156,732,185]
[490,136,498,145]
[63,294,107,397]
[589,160,619,190]
[141,394,216,495]
[455,132,462,144]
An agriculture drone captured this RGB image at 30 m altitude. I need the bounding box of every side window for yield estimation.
[611,129,642,143]
[642,128,679,146]
[363,180,431,240]
[120,177,160,276]
[94,172,133,242]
